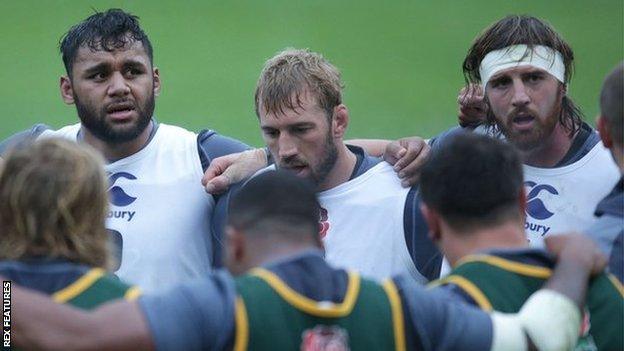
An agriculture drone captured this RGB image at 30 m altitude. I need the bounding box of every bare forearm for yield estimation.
[544,257,591,309]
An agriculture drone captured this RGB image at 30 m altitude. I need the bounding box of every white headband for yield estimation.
[479,45,565,88]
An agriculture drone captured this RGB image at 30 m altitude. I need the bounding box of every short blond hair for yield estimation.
[254,48,344,119]
[0,139,110,268]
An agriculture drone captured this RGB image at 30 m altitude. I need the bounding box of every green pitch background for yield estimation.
[0,1,622,146]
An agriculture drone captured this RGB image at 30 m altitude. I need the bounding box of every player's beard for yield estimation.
[75,92,155,144]
[277,128,338,188]
[309,132,339,187]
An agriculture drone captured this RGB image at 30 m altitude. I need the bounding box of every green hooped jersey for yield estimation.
[234,268,405,351]
[432,254,624,351]
[52,268,140,309]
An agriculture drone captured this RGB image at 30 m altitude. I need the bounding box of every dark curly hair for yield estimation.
[60,8,153,77]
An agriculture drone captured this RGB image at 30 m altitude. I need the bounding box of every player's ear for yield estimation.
[518,186,527,220]
[331,104,349,139]
[420,204,441,243]
[60,76,75,105]
[152,67,161,97]
[596,115,613,148]
[225,226,247,275]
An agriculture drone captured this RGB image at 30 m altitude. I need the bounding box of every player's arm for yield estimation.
[201,135,431,194]
[12,272,237,351]
[398,233,604,351]
[347,137,430,187]
[12,288,153,351]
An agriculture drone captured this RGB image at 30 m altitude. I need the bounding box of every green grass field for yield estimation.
[0,1,622,146]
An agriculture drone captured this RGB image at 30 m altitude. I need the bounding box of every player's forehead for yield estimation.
[259,92,326,127]
[72,40,150,70]
[489,65,550,81]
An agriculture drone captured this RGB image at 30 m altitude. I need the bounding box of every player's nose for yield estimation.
[277,133,298,159]
[511,79,530,107]
[107,72,131,97]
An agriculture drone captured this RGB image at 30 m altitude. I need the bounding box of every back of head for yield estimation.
[0,139,110,267]
[228,170,320,242]
[60,8,153,76]
[254,48,343,119]
[600,62,624,146]
[463,15,582,134]
[420,133,524,231]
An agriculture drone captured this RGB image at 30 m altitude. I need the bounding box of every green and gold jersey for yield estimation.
[234,267,405,351]
[0,260,140,310]
[431,252,624,351]
[52,267,140,309]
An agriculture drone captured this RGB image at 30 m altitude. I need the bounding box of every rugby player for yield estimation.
[0,9,251,291]
[0,139,140,308]
[586,62,624,283]
[0,9,424,290]
[452,15,620,245]
[11,171,605,351]
[420,133,623,350]
[212,49,442,283]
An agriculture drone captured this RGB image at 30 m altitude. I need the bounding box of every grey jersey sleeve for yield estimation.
[138,270,237,351]
[587,215,624,283]
[393,275,493,351]
[0,124,51,155]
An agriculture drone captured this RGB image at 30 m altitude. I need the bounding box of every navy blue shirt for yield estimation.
[0,258,100,295]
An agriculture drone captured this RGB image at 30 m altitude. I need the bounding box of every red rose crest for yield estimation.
[318,207,330,239]
[301,325,350,351]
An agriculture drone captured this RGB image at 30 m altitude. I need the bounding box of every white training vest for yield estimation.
[523,141,619,246]
[40,123,214,291]
[317,162,425,283]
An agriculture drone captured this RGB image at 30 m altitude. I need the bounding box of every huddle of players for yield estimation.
[1,8,623,351]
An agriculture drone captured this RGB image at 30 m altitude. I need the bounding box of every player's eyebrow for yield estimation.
[261,125,277,132]
[122,59,149,69]
[289,122,315,129]
[82,62,110,76]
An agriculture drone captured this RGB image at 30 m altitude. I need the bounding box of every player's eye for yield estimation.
[489,77,510,89]
[125,68,144,77]
[263,129,279,138]
[87,72,107,81]
[291,126,311,134]
[526,73,544,83]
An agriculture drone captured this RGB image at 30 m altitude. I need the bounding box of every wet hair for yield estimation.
[0,139,110,267]
[420,133,524,231]
[60,8,153,76]
[254,48,344,121]
[600,62,624,145]
[463,15,583,136]
[228,170,320,241]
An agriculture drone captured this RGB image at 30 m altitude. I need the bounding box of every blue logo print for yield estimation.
[525,181,558,220]
[108,172,137,206]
